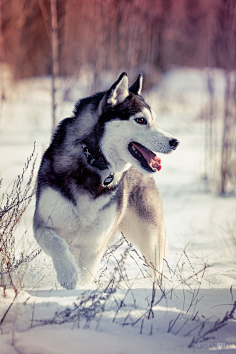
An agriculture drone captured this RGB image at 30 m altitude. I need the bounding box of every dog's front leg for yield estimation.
[77,244,108,285]
[35,227,78,290]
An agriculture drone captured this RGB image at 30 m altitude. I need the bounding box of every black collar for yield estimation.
[82,144,114,186]
[82,144,108,170]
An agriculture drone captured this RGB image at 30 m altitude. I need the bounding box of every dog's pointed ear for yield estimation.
[129,74,143,95]
[107,72,129,106]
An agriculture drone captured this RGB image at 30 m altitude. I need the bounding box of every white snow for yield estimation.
[0,67,236,353]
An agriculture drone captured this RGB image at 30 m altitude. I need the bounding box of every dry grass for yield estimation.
[0,145,40,325]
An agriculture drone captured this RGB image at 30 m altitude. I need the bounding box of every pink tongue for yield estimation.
[151,155,162,171]
[132,143,162,171]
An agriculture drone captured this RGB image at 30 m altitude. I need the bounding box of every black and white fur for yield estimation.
[33,73,179,289]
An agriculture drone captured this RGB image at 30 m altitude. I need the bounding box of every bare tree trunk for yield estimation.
[50,0,59,133]
[221,72,231,194]
[205,70,216,192]
[93,0,105,92]
[219,1,236,194]
[0,0,2,128]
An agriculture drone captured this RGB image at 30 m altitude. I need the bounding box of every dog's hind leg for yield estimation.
[119,183,167,279]
[35,227,78,290]
[119,209,166,279]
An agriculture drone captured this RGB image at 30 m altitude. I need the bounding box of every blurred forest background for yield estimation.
[1,0,236,82]
[1,0,236,194]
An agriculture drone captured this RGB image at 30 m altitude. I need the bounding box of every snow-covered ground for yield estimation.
[0,67,236,353]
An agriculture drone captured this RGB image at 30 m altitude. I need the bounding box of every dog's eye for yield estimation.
[135,118,147,125]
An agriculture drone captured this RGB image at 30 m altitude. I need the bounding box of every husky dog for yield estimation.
[33,73,179,290]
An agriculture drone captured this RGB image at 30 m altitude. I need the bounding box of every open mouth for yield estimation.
[128,142,161,172]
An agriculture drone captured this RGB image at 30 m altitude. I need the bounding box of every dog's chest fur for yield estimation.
[38,186,120,244]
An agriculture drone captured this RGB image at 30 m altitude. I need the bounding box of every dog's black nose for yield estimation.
[169,138,179,149]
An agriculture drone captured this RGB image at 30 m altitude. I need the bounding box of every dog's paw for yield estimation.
[54,260,78,290]
[60,278,78,290]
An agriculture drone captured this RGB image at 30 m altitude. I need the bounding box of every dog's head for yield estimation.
[99,72,179,174]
